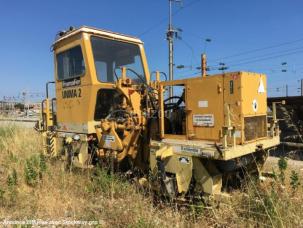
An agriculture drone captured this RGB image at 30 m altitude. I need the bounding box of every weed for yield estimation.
[39,153,47,179]
[87,165,129,199]
[12,168,18,185]
[7,169,18,203]
[290,170,300,193]
[278,157,287,184]
[0,187,5,203]
[24,157,38,187]
[8,152,18,163]
[130,217,155,228]
[39,153,47,172]
[23,153,48,186]
[271,168,278,183]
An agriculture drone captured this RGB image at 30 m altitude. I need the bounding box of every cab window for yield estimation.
[91,36,145,84]
[57,45,85,80]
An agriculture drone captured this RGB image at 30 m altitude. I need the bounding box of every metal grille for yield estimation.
[244,115,267,141]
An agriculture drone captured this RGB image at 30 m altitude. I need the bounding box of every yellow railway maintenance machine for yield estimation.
[38,26,280,199]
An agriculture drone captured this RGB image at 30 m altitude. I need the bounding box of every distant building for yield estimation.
[0,100,18,111]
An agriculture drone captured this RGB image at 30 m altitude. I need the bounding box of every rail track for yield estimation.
[0,117,38,128]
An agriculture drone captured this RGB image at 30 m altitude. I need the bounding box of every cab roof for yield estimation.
[53,26,143,46]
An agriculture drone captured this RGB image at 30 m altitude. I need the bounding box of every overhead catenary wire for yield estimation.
[139,3,303,83]
[139,1,303,80]
[178,37,201,67]
[194,48,303,72]
[210,37,303,62]
[177,70,201,79]
[226,49,303,68]
[211,46,303,67]
[183,43,303,73]
[138,0,202,37]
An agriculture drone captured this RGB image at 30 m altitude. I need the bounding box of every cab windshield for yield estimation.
[90,36,145,84]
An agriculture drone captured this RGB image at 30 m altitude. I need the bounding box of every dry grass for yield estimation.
[0,125,191,227]
[0,125,303,227]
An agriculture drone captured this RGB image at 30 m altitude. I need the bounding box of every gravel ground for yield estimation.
[264,156,303,173]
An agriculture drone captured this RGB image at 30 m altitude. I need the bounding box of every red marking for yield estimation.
[233,75,238,80]
[128,89,135,96]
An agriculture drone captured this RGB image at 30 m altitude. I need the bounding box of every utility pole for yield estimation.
[201,54,207,77]
[301,79,303,96]
[167,0,181,98]
[286,84,288,97]
[22,91,27,116]
[201,38,211,77]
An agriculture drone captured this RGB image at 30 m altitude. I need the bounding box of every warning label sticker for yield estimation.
[193,114,214,127]
[258,77,265,93]
[198,100,208,108]
[103,135,115,142]
[103,135,115,148]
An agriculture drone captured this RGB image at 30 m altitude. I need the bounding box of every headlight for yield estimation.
[73,134,80,141]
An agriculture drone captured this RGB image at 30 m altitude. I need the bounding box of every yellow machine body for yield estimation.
[151,72,278,196]
[39,26,280,198]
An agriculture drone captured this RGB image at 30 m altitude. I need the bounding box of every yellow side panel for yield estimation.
[240,72,267,116]
[55,33,98,134]
[186,76,224,141]
[184,72,267,143]
[223,72,267,143]
[223,72,243,144]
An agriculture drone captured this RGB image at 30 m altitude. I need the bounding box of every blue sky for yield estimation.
[1,0,303,100]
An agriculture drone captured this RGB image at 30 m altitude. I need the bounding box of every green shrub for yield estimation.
[290,170,300,193]
[278,157,287,184]
[39,153,47,173]
[7,169,18,202]
[24,153,48,187]
[87,166,129,199]
[12,168,18,185]
[24,158,39,187]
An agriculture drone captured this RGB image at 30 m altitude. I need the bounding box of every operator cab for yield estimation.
[52,26,150,134]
